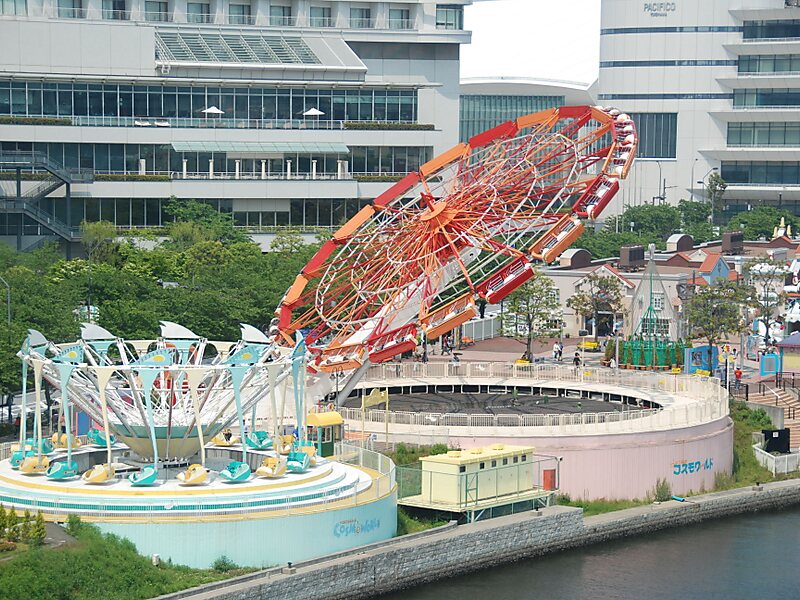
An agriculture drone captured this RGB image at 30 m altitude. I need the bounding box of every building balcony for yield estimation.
[309,16,333,28]
[349,18,374,29]
[228,14,255,25]
[186,13,212,24]
[144,11,172,22]
[387,18,414,30]
[102,9,129,20]
[269,15,296,27]
[57,7,85,19]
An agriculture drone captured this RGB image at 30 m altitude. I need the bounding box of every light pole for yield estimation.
[0,274,9,344]
[690,158,699,201]
[654,161,663,204]
[698,167,719,223]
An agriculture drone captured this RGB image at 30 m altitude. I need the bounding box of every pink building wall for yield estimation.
[440,417,733,500]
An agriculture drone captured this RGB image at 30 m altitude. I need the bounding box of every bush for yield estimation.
[0,541,16,552]
[0,115,71,126]
[343,121,435,131]
[211,555,239,572]
[429,443,449,456]
[353,174,405,183]
[653,478,672,502]
[65,514,82,536]
[95,174,170,182]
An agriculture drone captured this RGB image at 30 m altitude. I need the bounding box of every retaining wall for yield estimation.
[155,478,800,600]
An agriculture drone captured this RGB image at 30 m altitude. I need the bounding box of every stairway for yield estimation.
[0,151,93,243]
[748,386,800,447]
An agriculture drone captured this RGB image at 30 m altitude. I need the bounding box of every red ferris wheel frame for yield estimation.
[276,105,638,371]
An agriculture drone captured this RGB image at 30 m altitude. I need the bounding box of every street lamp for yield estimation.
[0,274,10,344]
[690,157,699,201]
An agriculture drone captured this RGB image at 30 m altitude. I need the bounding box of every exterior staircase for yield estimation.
[0,151,94,244]
[748,384,800,447]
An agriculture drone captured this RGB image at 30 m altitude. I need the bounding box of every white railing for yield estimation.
[753,444,800,474]
[343,362,727,436]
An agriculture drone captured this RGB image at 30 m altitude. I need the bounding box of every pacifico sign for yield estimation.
[643,2,676,17]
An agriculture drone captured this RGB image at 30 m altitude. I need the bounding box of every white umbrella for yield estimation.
[302,107,324,117]
[201,106,225,115]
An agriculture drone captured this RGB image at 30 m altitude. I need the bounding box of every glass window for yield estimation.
[388,7,410,29]
[58,0,83,18]
[144,0,168,21]
[436,4,462,30]
[269,4,292,26]
[102,0,126,19]
[187,2,210,23]
[350,7,371,29]
[626,113,677,159]
[228,3,250,24]
[310,6,331,27]
[0,0,27,16]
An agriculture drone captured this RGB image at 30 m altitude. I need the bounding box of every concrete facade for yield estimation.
[598,0,800,219]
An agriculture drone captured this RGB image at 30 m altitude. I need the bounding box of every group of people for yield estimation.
[551,342,564,362]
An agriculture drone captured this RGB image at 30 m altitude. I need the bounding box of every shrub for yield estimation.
[429,443,449,456]
[20,510,31,543]
[95,174,170,182]
[6,509,19,542]
[29,512,46,547]
[65,514,82,536]
[0,541,16,552]
[653,478,672,502]
[0,115,71,126]
[211,555,239,572]
[343,121,435,131]
[0,505,6,539]
[353,174,405,183]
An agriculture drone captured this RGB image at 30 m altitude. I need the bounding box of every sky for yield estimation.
[461,0,601,85]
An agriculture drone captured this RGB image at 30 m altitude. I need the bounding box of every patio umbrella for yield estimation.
[302,107,324,117]
[201,106,225,115]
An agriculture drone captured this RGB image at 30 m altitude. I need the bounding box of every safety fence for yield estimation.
[753,444,800,475]
[341,362,727,436]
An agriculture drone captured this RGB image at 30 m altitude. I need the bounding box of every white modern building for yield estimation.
[599,0,800,222]
[0,0,473,252]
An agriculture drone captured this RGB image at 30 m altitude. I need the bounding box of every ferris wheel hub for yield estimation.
[420,200,456,228]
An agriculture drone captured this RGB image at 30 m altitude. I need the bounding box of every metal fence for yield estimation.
[461,316,500,342]
[342,362,727,436]
[753,443,800,475]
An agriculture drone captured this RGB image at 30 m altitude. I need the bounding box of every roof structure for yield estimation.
[576,264,635,289]
[777,332,800,348]
[171,141,350,154]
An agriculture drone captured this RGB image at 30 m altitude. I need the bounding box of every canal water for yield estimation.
[382,507,800,600]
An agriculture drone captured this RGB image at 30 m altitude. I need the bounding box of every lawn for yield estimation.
[0,517,247,600]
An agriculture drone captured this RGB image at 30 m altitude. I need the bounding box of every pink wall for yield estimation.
[440,417,733,500]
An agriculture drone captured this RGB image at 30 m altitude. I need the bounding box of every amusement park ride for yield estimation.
[8,106,637,518]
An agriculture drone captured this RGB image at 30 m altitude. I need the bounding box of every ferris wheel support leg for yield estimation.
[335,360,372,408]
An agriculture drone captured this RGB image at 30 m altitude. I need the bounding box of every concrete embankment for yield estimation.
[156,479,800,600]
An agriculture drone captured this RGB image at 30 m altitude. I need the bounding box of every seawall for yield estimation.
[155,478,800,600]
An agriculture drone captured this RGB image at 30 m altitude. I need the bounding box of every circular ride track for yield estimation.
[276,106,637,374]
[341,392,629,416]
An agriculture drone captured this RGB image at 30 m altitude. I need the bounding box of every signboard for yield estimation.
[760,353,781,377]
[685,345,718,375]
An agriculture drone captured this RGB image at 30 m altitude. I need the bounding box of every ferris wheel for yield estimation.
[276,106,638,372]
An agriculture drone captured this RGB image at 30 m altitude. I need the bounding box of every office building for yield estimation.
[0,0,472,251]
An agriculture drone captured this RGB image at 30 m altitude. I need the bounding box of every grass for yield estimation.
[556,495,649,517]
[386,443,450,467]
[396,508,448,536]
[0,518,251,600]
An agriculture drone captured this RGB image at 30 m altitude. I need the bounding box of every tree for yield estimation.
[566,271,625,341]
[745,258,789,345]
[705,172,727,225]
[684,280,757,366]
[29,512,46,547]
[502,272,560,360]
[575,230,657,260]
[163,198,248,246]
[726,206,800,241]
[6,508,18,542]
[678,200,714,243]
[19,510,31,543]
[81,220,117,320]
[613,204,681,239]
[270,230,306,254]
[0,505,6,539]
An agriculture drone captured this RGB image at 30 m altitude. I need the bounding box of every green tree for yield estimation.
[270,230,305,254]
[0,505,6,539]
[575,230,656,260]
[745,258,788,345]
[705,172,727,225]
[678,199,711,227]
[19,510,31,543]
[726,206,800,240]
[566,272,625,341]
[613,204,681,238]
[684,281,757,366]
[163,198,247,245]
[502,272,560,360]
[29,512,46,547]
[6,509,18,542]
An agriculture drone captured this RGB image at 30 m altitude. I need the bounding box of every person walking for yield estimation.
[558,342,564,362]
[552,342,559,361]
[734,367,743,389]
[573,351,581,368]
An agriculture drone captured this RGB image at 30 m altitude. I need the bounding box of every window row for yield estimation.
[734,89,800,107]
[0,0,25,15]
[739,54,800,73]
[628,113,677,159]
[721,161,800,185]
[743,20,800,40]
[0,80,418,122]
[0,197,373,233]
[727,122,800,146]
[0,141,431,175]
[459,95,565,142]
